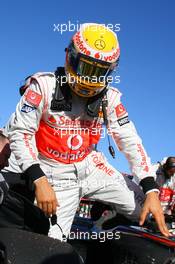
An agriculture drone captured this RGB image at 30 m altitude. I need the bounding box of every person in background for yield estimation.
[153,157,175,215]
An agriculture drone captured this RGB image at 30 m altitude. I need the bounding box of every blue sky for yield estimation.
[0,0,175,173]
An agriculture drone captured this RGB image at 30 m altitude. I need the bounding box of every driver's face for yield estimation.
[0,141,11,170]
[166,168,175,177]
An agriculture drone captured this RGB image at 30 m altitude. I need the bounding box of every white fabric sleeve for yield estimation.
[5,80,44,173]
[107,89,157,186]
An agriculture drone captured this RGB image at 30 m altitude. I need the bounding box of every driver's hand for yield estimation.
[139,191,170,237]
[34,176,59,216]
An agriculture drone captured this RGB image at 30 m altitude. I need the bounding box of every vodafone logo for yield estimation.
[74,32,91,56]
[104,49,120,62]
[67,135,83,150]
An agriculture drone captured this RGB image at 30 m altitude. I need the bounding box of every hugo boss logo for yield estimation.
[118,116,129,126]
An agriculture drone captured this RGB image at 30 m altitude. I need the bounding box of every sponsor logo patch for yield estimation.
[21,103,36,113]
[118,116,129,126]
[137,144,149,172]
[26,89,42,107]
[115,104,126,117]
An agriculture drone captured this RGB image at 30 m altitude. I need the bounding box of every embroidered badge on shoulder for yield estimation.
[25,89,42,107]
[118,116,129,126]
[21,103,36,113]
[115,103,126,117]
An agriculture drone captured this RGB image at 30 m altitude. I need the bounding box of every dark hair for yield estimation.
[163,157,175,171]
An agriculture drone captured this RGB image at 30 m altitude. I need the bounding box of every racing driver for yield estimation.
[2,23,169,239]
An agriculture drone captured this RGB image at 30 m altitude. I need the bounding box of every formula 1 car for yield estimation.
[69,198,175,264]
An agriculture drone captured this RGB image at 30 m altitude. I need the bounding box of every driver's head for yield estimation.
[65,23,120,97]
[0,132,11,170]
[163,157,175,178]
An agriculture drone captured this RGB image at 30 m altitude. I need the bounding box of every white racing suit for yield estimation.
[4,72,157,240]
